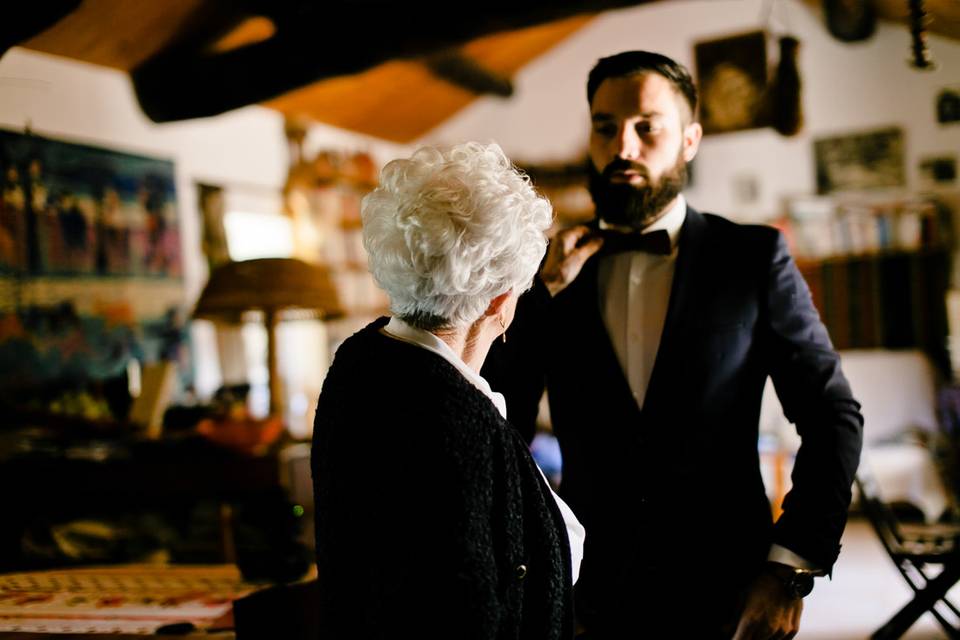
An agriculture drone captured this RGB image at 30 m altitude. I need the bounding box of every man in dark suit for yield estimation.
[483,51,863,639]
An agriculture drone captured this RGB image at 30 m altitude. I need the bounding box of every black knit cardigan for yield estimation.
[311,319,574,640]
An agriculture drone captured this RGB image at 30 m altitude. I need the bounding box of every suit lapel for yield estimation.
[643,206,708,411]
[553,250,639,412]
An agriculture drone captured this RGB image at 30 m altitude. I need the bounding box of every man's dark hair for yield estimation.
[587,51,698,119]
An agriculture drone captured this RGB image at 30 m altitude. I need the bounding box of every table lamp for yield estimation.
[193,257,344,419]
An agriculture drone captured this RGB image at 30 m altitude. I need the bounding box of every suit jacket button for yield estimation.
[515,564,527,580]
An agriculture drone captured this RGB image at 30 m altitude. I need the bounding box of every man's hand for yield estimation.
[732,570,803,640]
[540,226,604,297]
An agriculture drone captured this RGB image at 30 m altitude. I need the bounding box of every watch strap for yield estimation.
[765,561,816,598]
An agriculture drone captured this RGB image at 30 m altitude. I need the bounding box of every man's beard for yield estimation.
[588,152,688,230]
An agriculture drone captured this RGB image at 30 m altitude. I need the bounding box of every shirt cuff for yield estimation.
[767,544,821,572]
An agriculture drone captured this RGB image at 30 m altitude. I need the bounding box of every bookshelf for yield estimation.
[781,192,956,376]
[797,250,950,358]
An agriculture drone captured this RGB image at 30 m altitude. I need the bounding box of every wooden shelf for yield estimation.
[795,249,952,372]
[795,246,950,267]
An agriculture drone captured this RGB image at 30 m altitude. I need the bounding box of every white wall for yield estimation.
[422,0,960,222]
[0,47,406,398]
[0,48,408,301]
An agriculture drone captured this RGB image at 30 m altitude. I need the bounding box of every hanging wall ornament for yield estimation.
[908,0,937,70]
[823,0,877,42]
[770,36,804,136]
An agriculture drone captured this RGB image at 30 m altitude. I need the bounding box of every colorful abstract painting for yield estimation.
[0,130,186,396]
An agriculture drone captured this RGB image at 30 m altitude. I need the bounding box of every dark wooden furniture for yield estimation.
[0,433,288,573]
[856,470,960,639]
[797,249,952,374]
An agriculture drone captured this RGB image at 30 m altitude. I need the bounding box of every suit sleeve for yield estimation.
[482,277,552,443]
[763,231,864,573]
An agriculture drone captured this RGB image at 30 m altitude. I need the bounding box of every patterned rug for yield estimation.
[0,564,258,634]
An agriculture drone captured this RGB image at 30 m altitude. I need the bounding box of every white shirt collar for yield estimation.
[598,193,686,250]
[382,316,508,419]
[384,321,585,584]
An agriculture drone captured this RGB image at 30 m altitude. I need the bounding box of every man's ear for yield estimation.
[483,290,513,318]
[682,121,703,162]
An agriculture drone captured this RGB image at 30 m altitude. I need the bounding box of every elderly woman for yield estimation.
[311,142,583,639]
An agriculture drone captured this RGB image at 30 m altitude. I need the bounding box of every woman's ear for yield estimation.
[483,290,514,318]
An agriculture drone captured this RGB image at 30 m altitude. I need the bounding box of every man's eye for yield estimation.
[637,123,659,135]
[594,124,617,137]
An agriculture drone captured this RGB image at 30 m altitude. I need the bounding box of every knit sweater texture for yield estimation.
[312,318,573,639]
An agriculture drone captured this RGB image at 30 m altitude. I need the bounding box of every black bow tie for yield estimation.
[598,228,672,256]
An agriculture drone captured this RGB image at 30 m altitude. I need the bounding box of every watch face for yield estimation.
[791,572,815,598]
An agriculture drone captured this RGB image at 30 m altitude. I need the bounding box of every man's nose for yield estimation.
[616,126,641,160]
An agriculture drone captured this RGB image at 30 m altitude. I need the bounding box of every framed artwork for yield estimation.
[694,30,770,135]
[0,129,186,396]
[0,129,181,277]
[919,155,957,187]
[937,87,960,124]
[814,127,905,194]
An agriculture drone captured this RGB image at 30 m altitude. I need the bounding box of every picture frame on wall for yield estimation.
[937,87,960,124]
[813,126,906,194]
[0,128,186,394]
[694,30,770,135]
[0,129,181,278]
[919,155,957,187]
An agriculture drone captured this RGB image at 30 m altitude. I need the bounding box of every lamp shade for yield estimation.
[193,257,344,420]
[193,258,344,322]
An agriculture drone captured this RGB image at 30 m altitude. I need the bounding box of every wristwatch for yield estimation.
[765,561,816,599]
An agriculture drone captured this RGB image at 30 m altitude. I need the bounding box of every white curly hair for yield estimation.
[361,142,553,330]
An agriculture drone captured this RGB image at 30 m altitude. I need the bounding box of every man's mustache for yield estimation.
[601,159,650,181]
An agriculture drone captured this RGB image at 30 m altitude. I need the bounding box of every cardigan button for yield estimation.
[515,564,528,580]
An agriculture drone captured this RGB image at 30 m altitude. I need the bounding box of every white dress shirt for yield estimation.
[598,195,686,409]
[383,317,586,583]
[596,195,816,571]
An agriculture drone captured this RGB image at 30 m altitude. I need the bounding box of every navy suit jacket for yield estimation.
[483,206,863,616]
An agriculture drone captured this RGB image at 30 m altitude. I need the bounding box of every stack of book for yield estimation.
[779,193,954,369]
[785,194,949,260]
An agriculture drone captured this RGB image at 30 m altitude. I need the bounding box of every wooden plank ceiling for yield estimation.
[18,0,595,143]
[262,16,592,143]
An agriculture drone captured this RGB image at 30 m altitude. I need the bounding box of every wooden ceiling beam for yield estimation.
[20,0,211,70]
[263,14,594,143]
[424,51,513,97]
